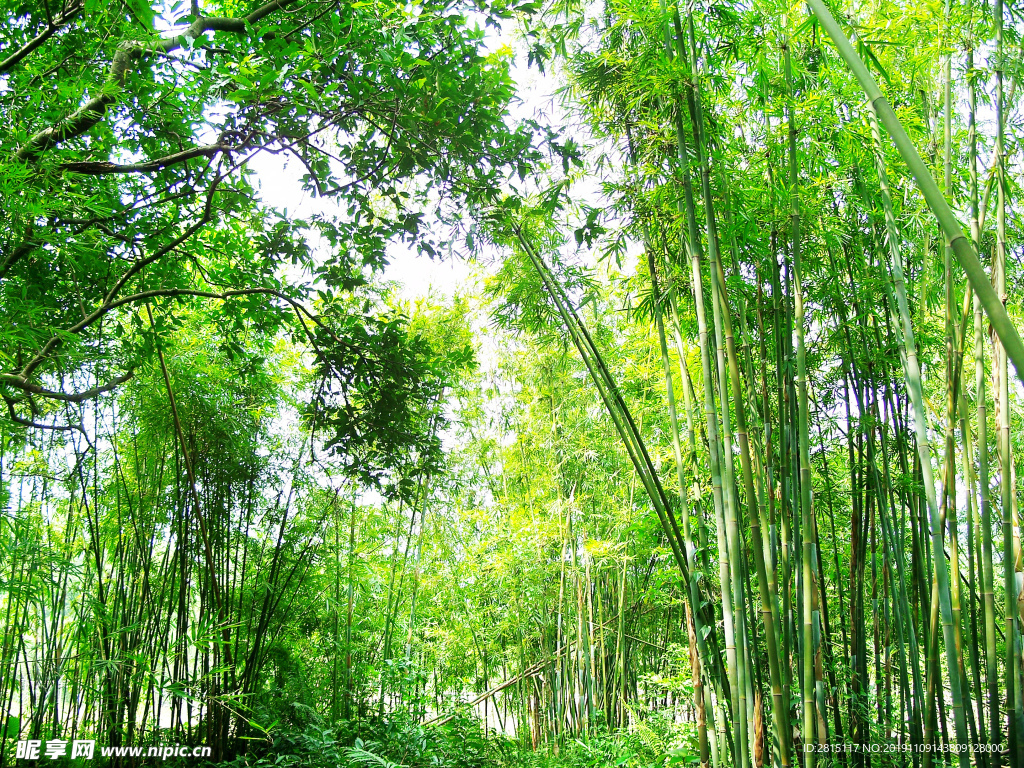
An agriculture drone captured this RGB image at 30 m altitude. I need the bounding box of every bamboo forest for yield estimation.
[3,0,1024,763]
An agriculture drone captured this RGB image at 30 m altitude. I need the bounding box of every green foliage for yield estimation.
[214,709,514,768]
[0,0,543,433]
[209,706,700,768]
[305,308,464,499]
[2,0,1024,763]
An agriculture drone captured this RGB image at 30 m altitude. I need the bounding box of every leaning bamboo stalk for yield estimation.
[867,102,970,767]
[509,224,720,698]
[804,0,1024,384]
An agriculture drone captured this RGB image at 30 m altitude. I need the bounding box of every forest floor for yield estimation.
[206,708,698,768]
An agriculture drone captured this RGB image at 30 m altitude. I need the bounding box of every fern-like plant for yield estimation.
[344,739,408,768]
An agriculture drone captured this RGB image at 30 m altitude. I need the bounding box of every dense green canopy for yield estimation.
[1,0,1023,765]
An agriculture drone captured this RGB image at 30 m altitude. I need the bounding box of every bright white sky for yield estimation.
[248,151,480,300]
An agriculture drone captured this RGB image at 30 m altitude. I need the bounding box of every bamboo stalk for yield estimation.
[805,0,1024,384]
[867,101,970,767]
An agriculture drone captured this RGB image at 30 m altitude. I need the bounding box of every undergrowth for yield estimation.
[208,704,700,768]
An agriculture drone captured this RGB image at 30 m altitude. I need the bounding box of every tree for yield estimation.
[0,0,540,439]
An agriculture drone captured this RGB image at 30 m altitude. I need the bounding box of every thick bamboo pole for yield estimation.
[662,25,742,760]
[805,0,1024,385]
[940,11,977,745]
[994,0,1024,760]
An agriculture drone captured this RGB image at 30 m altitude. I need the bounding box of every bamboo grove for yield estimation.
[1,0,1024,764]
[495,0,1024,761]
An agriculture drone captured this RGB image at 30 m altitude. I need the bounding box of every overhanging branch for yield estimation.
[15,0,300,161]
[9,286,334,401]
[0,0,85,74]
[60,142,228,175]
[0,370,134,402]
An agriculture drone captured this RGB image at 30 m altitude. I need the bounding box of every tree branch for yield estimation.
[0,370,134,402]
[60,142,228,175]
[15,0,300,160]
[0,228,43,280]
[100,174,224,308]
[0,0,84,74]
[19,286,313,382]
